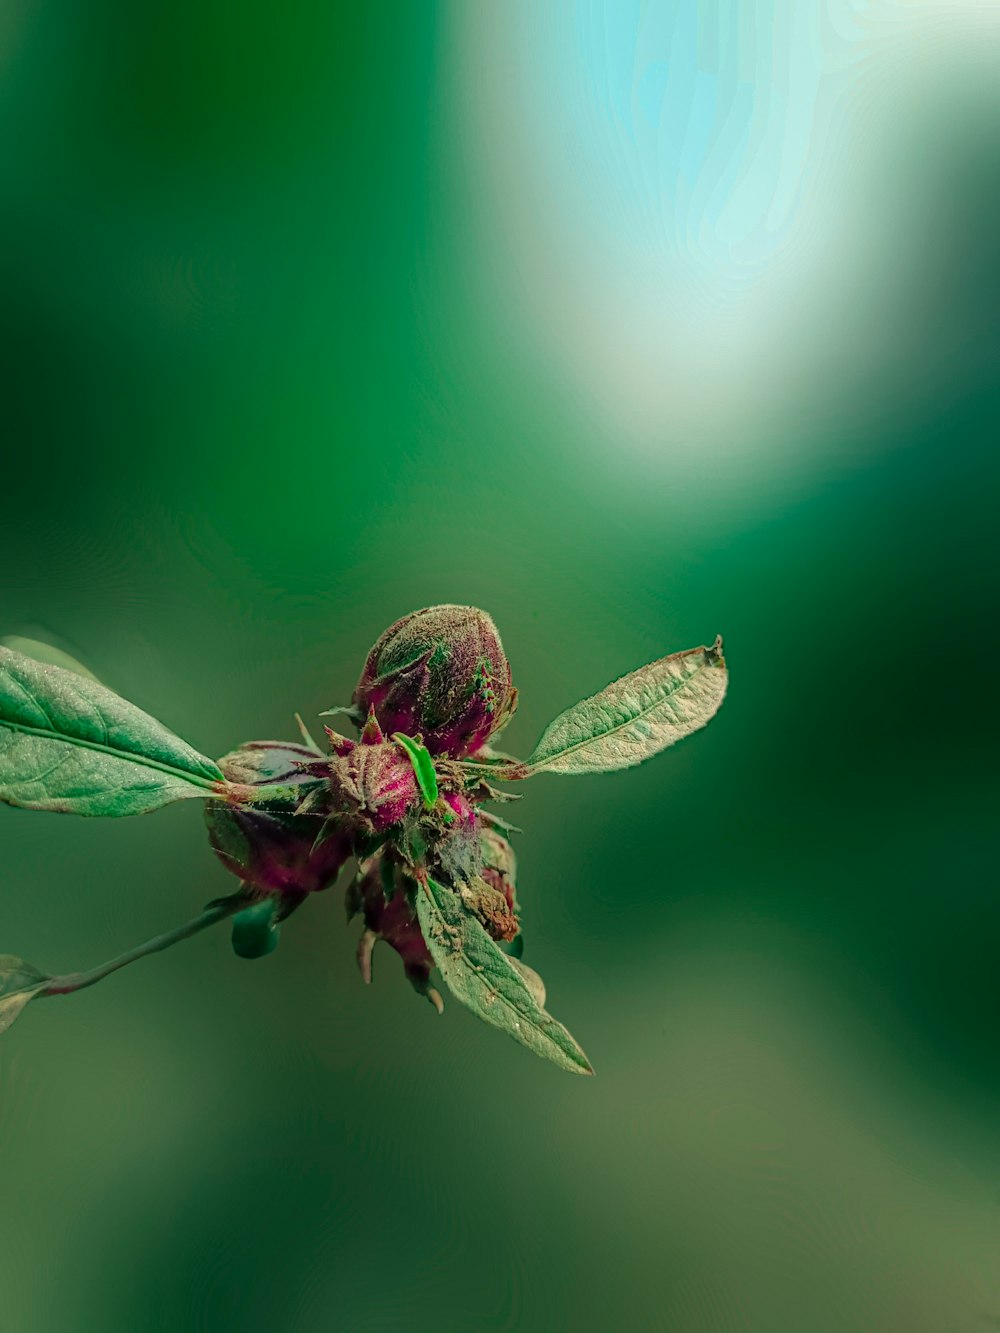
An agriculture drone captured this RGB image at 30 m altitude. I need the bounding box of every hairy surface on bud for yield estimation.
[205,741,350,895]
[327,736,419,834]
[442,790,476,828]
[352,605,515,758]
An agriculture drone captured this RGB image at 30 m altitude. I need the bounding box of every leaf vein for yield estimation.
[536,655,712,764]
[0,718,221,792]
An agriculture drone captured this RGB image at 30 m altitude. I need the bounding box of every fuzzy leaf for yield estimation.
[0,955,50,1036]
[318,704,362,724]
[526,637,727,775]
[478,809,522,836]
[1,636,100,682]
[0,646,225,816]
[416,877,593,1075]
[393,732,438,808]
[508,956,546,1007]
[293,712,324,755]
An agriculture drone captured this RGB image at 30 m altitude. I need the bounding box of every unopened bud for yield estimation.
[205,741,350,895]
[351,853,436,1000]
[230,897,282,959]
[352,605,516,758]
[326,717,420,835]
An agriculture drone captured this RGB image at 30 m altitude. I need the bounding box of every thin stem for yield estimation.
[39,895,250,998]
[458,759,533,781]
[224,782,315,806]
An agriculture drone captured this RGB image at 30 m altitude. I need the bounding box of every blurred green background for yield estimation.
[2,2,999,1329]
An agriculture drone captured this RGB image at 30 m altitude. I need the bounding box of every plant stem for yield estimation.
[457,759,533,781]
[38,896,249,998]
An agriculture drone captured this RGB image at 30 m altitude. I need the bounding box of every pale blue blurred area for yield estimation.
[443,0,1000,453]
[559,0,839,267]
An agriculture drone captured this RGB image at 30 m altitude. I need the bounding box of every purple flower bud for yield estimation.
[443,789,476,831]
[205,741,350,896]
[326,713,420,835]
[352,605,516,758]
[349,853,436,998]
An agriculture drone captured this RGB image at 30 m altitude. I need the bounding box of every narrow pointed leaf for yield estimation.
[0,956,51,1036]
[393,732,438,808]
[416,877,593,1075]
[478,809,522,836]
[508,956,547,1008]
[0,646,226,816]
[318,704,362,724]
[526,637,727,776]
[293,712,324,755]
[456,759,532,783]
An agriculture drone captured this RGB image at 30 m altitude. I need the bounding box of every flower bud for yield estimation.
[205,741,350,896]
[230,896,282,959]
[326,714,420,835]
[349,853,436,1001]
[442,790,477,829]
[352,605,515,758]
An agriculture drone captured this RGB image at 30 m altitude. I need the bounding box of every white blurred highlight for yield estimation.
[446,1,1000,444]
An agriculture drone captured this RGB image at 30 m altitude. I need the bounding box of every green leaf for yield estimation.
[470,745,524,767]
[416,877,593,1075]
[478,809,522,836]
[0,646,226,816]
[0,955,50,1036]
[392,732,438,809]
[293,712,324,755]
[456,752,531,782]
[526,636,727,775]
[318,704,362,724]
[1,636,100,682]
[507,956,546,1007]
